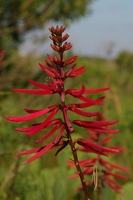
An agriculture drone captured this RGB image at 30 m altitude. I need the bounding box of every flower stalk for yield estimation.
[5,25,127,199]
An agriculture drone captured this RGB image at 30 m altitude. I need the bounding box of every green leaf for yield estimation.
[115,182,133,200]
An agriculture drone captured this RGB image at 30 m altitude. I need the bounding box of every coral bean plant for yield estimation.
[6,25,127,200]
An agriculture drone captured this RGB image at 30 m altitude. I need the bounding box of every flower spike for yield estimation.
[6,26,127,199]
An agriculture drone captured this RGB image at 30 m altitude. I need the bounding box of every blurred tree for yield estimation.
[0,0,94,43]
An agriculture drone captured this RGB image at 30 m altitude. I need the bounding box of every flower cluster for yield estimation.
[6,25,126,199]
[68,113,128,196]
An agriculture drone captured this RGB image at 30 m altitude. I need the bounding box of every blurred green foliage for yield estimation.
[116,51,133,93]
[0,51,133,199]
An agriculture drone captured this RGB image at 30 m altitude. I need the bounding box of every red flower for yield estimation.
[6,25,127,200]
[68,113,128,195]
[6,26,111,165]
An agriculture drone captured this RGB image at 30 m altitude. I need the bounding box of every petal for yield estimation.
[69,66,86,77]
[28,79,50,90]
[77,138,120,154]
[17,146,45,155]
[61,33,69,42]
[47,54,55,63]
[68,158,96,167]
[53,124,65,144]
[89,127,119,134]
[63,42,72,51]
[106,172,127,180]
[45,60,60,77]
[100,159,129,171]
[66,84,85,97]
[15,127,33,132]
[78,96,105,105]
[64,55,78,66]
[50,44,59,52]
[101,136,113,144]
[69,105,99,117]
[35,122,62,144]
[13,88,51,95]
[65,64,77,78]
[45,118,63,127]
[26,106,59,136]
[22,142,54,164]
[6,105,57,122]
[24,108,45,114]
[84,88,109,94]
[39,63,58,78]
[73,119,118,127]
[105,177,123,194]
[71,102,97,108]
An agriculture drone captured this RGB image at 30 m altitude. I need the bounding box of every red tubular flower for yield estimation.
[6,25,127,199]
[69,113,128,196]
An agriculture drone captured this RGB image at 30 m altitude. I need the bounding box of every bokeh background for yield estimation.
[0,0,133,199]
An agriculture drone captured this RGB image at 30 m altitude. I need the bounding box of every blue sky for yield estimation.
[20,0,133,58]
[67,0,133,57]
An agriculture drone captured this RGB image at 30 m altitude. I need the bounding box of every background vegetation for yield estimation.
[0,0,133,199]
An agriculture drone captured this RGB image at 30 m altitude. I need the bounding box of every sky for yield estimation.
[20,0,133,58]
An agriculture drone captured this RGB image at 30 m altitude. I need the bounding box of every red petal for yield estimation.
[100,159,129,171]
[47,54,55,63]
[73,120,118,127]
[35,123,62,144]
[101,136,113,144]
[71,102,97,108]
[106,172,127,180]
[64,55,78,65]
[45,60,60,77]
[28,79,50,90]
[24,108,45,114]
[13,88,51,95]
[69,105,98,117]
[89,127,119,134]
[53,124,65,144]
[22,142,54,164]
[78,96,105,105]
[17,146,45,155]
[50,44,59,52]
[65,64,77,78]
[84,88,109,94]
[15,127,32,132]
[68,158,96,167]
[26,106,59,136]
[69,66,86,77]
[77,138,120,154]
[66,84,85,97]
[39,63,58,78]
[6,105,57,122]
[105,177,123,194]
[62,33,69,42]
[45,118,63,127]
